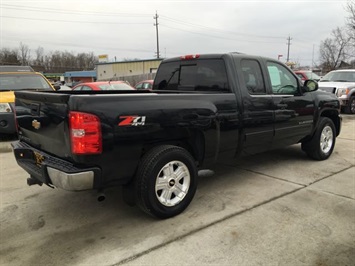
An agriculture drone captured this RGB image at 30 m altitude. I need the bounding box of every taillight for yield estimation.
[69,111,102,155]
[180,54,200,60]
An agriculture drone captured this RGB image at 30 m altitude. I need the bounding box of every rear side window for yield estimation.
[241,59,266,94]
[153,59,230,92]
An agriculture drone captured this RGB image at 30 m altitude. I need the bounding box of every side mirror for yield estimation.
[303,80,318,92]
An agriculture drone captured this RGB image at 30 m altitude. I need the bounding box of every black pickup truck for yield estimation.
[12,53,341,218]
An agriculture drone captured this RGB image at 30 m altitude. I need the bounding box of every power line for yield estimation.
[160,15,285,40]
[160,24,282,44]
[0,15,151,25]
[1,4,152,17]
[2,4,286,41]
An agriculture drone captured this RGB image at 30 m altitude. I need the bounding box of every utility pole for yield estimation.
[311,44,315,71]
[286,36,292,62]
[154,11,160,59]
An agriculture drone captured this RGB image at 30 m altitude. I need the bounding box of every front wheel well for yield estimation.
[320,110,341,136]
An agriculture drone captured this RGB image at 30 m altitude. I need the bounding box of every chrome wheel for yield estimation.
[155,160,190,207]
[320,125,333,154]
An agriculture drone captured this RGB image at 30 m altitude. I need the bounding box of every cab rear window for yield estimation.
[153,59,230,92]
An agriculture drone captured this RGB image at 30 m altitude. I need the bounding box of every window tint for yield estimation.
[267,62,298,95]
[241,60,266,94]
[180,65,197,89]
[153,61,179,90]
[153,59,229,92]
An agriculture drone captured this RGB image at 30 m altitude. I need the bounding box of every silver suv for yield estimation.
[318,69,355,114]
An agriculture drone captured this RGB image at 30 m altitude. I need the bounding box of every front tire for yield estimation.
[135,145,197,219]
[302,117,336,160]
[344,96,355,114]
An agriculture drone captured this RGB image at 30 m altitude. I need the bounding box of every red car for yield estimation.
[134,80,154,90]
[294,70,321,82]
[72,81,135,91]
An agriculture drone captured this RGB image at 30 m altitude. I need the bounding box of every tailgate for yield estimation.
[15,91,71,158]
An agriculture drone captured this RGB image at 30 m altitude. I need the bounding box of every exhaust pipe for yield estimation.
[97,189,106,202]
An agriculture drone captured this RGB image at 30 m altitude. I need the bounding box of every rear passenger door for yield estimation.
[265,61,315,147]
[239,59,274,154]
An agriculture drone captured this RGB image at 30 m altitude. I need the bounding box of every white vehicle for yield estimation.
[318,69,355,114]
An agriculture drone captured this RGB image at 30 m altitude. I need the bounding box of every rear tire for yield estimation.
[302,117,336,160]
[344,96,355,114]
[135,145,197,219]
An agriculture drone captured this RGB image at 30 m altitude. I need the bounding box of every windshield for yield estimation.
[98,83,134,90]
[0,74,52,91]
[320,71,355,82]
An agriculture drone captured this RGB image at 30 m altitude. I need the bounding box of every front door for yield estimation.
[265,61,315,148]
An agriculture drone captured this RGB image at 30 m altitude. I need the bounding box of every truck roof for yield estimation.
[161,52,275,63]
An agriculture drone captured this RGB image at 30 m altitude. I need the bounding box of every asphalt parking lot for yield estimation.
[0,115,354,266]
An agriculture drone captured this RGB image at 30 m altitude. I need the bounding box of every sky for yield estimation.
[0,0,350,67]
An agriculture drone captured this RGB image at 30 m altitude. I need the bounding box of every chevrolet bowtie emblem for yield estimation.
[32,119,41,130]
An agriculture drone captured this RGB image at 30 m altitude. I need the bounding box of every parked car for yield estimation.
[294,70,321,82]
[72,81,135,91]
[59,85,73,91]
[135,80,154,90]
[0,65,55,136]
[318,69,355,114]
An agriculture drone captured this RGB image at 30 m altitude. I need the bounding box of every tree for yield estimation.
[319,27,352,71]
[0,48,20,65]
[32,46,45,72]
[319,1,355,71]
[1,42,98,72]
[18,42,31,65]
[346,1,355,63]
[346,0,355,30]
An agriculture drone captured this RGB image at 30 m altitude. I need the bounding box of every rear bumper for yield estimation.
[12,141,101,191]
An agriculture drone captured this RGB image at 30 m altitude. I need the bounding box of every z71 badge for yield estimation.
[118,116,146,126]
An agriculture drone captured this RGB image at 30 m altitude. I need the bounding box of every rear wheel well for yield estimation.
[141,130,205,167]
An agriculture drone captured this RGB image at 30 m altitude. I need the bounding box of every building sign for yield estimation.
[98,54,108,63]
